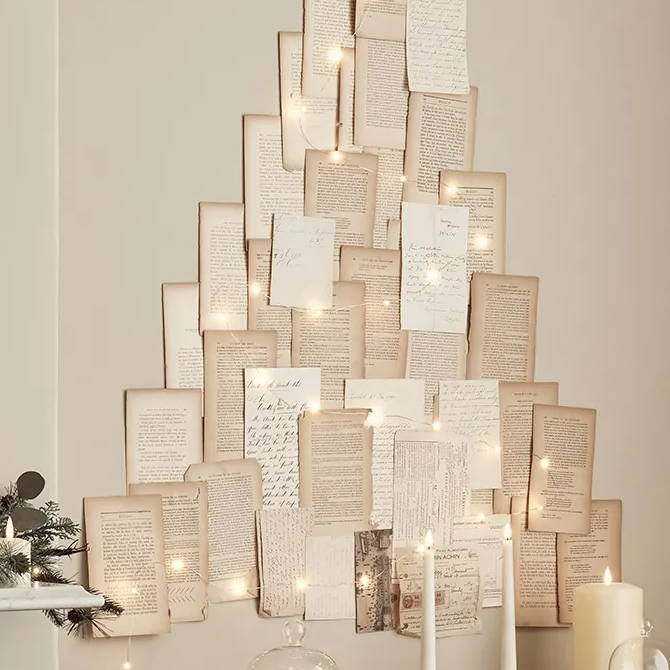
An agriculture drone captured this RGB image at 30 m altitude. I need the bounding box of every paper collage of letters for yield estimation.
[84,0,623,641]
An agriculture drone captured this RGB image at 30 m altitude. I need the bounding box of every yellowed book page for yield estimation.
[203,330,277,461]
[303,0,355,98]
[403,89,477,203]
[280,31,337,171]
[185,459,262,603]
[528,404,597,535]
[129,481,208,623]
[355,0,406,41]
[366,147,404,248]
[340,246,406,378]
[467,273,538,382]
[162,282,203,390]
[557,499,622,624]
[198,201,247,331]
[500,382,559,498]
[247,239,292,366]
[337,47,361,153]
[243,115,304,239]
[84,495,170,637]
[354,38,408,150]
[125,388,202,487]
[299,408,373,534]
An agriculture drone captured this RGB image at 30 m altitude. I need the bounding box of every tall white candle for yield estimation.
[573,567,644,670]
[501,522,517,670]
[0,518,31,587]
[421,530,436,670]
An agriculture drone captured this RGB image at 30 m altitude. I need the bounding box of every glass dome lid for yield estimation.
[248,620,339,670]
[610,622,670,670]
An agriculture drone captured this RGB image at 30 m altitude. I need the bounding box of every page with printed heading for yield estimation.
[355,0,406,40]
[365,147,405,249]
[528,404,596,535]
[243,115,304,239]
[125,388,202,487]
[128,481,208,623]
[337,48,361,153]
[85,495,170,637]
[354,529,394,632]
[403,89,477,204]
[467,273,538,382]
[203,330,277,461]
[292,280,365,408]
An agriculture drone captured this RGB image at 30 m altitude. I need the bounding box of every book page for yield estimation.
[557,500,622,624]
[354,38,409,150]
[292,280,365,408]
[528,404,597,534]
[386,217,401,250]
[355,0,406,41]
[299,408,373,534]
[337,48,361,153]
[247,239,292,366]
[129,481,208,622]
[185,459,262,603]
[203,330,277,461]
[469,488,494,516]
[439,171,506,277]
[511,495,562,627]
[279,32,337,171]
[401,202,469,333]
[500,382,559,497]
[304,149,378,271]
[305,535,356,620]
[303,0,355,98]
[84,495,170,637]
[365,147,404,248]
[355,529,394,632]
[493,488,512,514]
[467,273,539,382]
[125,388,202,486]
[406,0,469,94]
[243,115,304,239]
[393,431,470,549]
[403,89,478,203]
[340,246,406,378]
[244,367,321,507]
[162,282,203,390]
[257,508,314,617]
[198,201,247,331]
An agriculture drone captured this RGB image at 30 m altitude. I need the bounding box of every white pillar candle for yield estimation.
[0,518,31,587]
[501,523,517,670]
[421,530,436,670]
[573,568,644,670]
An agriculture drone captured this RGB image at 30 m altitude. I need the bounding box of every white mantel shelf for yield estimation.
[0,583,104,611]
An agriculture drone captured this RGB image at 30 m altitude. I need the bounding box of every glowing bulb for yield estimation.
[31,566,42,577]
[328,46,344,63]
[296,578,308,592]
[130,586,138,595]
[540,458,550,470]
[400,175,408,183]
[5,518,14,539]
[253,374,269,387]
[537,505,544,512]
[330,150,343,162]
[427,268,441,285]
[300,105,308,113]
[504,523,512,540]
[431,421,441,431]
[477,513,486,522]
[359,574,371,588]
[603,566,613,585]
[311,307,324,317]
[446,185,458,196]
[307,399,321,413]
[494,444,501,454]
[382,299,391,307]
[250,282,262,296]
[474,234,489,249]
[424,530,434,550]
[365,409,385,428]
[171,559,185,572]
[122,662,132,670]
[230,577,249,597]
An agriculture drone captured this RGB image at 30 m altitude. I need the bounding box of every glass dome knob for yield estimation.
[283,620,306,647]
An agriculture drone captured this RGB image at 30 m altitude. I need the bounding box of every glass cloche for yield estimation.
[610,622,670,670]
[248,620,339,670]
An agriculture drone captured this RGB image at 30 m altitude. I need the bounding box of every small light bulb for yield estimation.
[494,444,501,453]
[296,578,308,592]
[330,150,343,162]
[250,282,262,296]
[300,105,308,113]
[477,513,486,522]
[446,185,458,196]
[365,409,384,428]
[382,299,391,306]
[172,559,184,572]
[400,175,408,183]
[31,566,42,577]
[307,399,320,413]
[540,458,550,470]
[432,421,441,431]
[427,268,441,285]
[537,505,544,512]
[130,587,138,595]
[311,307,324,317]
[359,574,371,588]
[328,46,343,63]
[122,662,132,670]
[474,234,489,249]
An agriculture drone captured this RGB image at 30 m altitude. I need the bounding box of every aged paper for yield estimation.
[345,378,426,529]
[337,48,361,153]
[244,367,321,507]
[162,282,203,390]
[511,495,563,627]
[528,404,597,535]
[401,202,469,333]
[355,0,406,40]
[354,38,409,150]
[437,380,501,489]
[185,460,262,603]
[299,408,372,534]
[198,202,247,331]
[467,273,539,382]
[469,489,494,515]
[403,89,478,203]
[340,246,406,378]
[439,171,506,277]
[406,0,469,95]
[304,149,378,270]
[243,115,304,239]
[557,499,622,624]
[203,330,277,461]
[247,239,292,366]
[125,388,202,486]
[280,32,337,171]
[387,217,401,250]
[305,535,356,620]
[302,0,355,98]
[500,382,559,497]
[129,481,208,623]
[365,147,404,248]
[493,489,512,515]
[396,546,482,637]
[292,281,365,408]
[393,431,470,549]
[355,529,394,632]
[270,214,335,309]
[257,508,314,617]
[84,495,170,637]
